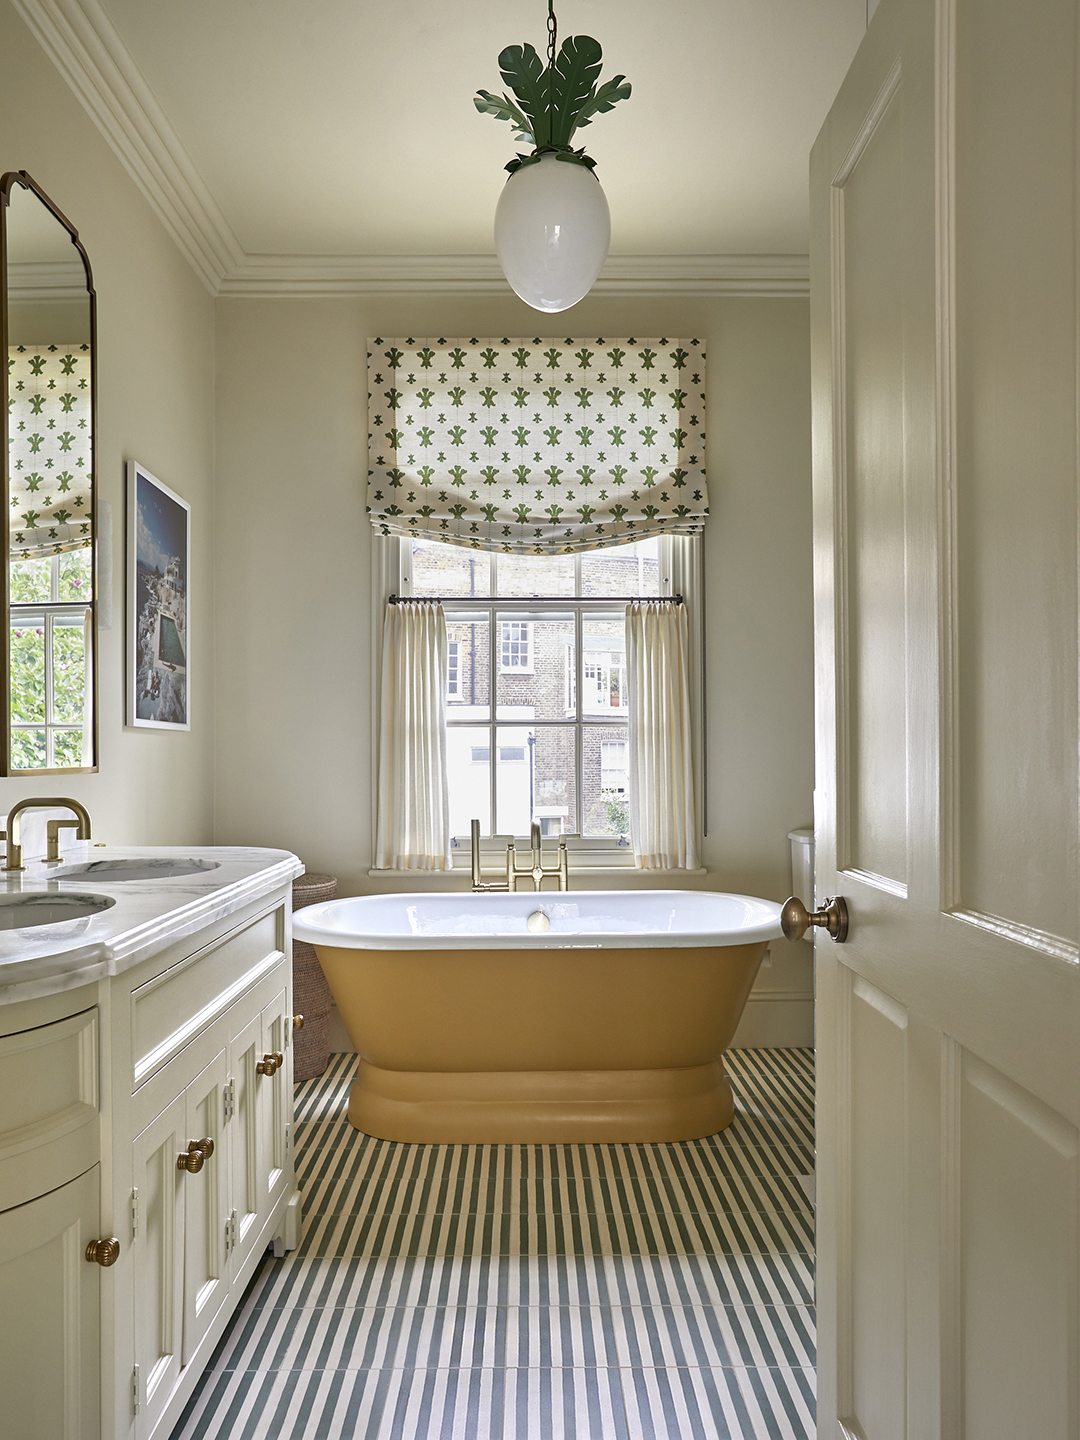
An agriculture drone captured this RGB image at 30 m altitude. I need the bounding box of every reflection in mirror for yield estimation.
[2,173,96,772]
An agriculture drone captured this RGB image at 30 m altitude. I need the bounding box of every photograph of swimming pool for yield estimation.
[128,459,190,730]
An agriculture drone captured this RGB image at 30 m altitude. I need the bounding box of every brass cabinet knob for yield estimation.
[780,894,849,944]
[86,1238,120,1267]
[271,1051,283,1068]
[293,1014,305,1032]
[177,1145,205,1173]
[194,1136,214,1159]
[256,1053,280,1076]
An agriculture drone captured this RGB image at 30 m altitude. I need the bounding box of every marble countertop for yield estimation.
[0,845,304,1003]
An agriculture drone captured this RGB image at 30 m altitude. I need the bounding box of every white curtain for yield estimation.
[374,600,452,870]
[626,599,699,869]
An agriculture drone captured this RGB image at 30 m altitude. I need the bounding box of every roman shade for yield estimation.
[367,336,707,555]
[7,344,92,559]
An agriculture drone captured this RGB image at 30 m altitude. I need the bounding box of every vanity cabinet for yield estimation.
[0,1165,102,1440]
[0,871,300,1440]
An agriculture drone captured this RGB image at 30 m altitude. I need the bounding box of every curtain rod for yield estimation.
[389,593,683,606]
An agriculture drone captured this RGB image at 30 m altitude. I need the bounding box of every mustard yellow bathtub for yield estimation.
[292,890,783,1144]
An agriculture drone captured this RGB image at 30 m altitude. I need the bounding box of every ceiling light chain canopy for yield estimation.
[474,1,631,314]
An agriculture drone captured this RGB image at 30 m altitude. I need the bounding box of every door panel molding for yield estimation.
[936,0,962,916]
[831,62,912,890]
[940,1035,962,1440]
[952,906,1079,965]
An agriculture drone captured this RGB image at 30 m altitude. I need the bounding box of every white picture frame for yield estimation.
[127,459,191,730]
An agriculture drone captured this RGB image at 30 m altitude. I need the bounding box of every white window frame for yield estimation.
[498,619,533,674]
[9,552,91,770]
[447,639,460,698]
[378,535,703,870]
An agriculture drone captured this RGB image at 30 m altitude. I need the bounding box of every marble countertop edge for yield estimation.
[0,847,304,1004]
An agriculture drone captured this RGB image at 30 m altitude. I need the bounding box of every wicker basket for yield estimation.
[292,872,338,1083]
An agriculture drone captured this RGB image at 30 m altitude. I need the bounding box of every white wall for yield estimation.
[0,2,217,844]
[214,293,816,1044]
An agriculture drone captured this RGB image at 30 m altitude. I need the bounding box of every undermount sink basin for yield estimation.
[51,858,221,883]
[0,891,116,931]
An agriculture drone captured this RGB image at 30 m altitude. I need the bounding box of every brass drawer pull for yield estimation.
[86,1238,120,1267]
[256,1053,281,1077]
[193,1136,214,1159]
[177,1143,205,1174]
[293,1014,305,1032]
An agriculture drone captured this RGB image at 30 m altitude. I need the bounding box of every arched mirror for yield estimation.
[1,172,96,773]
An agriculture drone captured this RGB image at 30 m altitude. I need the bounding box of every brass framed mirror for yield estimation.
[0,171,97,774]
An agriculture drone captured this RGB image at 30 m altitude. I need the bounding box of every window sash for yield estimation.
[9,601,89,769]
[385,533,702,864]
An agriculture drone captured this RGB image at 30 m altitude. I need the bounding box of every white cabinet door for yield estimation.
[227,1012,263,1275]
[0,1165,101,1440]
[811,0,1080,1434]
[261,989,290,1214]
[182,1048,229,1365]
[131,1094,185,1440]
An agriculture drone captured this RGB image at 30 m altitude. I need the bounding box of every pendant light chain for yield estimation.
[547,0,558,70]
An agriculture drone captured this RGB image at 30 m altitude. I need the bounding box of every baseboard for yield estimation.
[729,994,815,1049]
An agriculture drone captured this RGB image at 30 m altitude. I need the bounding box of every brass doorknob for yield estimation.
[256,1053,280,1076]
[781,894,849,944]
[293,1014,305,1032]
[85,1238,120,1267]
[177,1144,205,1173]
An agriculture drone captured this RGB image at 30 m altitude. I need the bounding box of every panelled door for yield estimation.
[810,0,1080,1435]
[182,1048,229,1365]
[261,989,290,1216]
[0,1165,101,1440]
[228,1012,264,1274]
[131,1093,186,1439]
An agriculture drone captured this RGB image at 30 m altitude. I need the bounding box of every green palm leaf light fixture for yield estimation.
[474,0,631,312]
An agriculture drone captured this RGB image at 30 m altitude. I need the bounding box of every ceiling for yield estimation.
[86,0,865,260]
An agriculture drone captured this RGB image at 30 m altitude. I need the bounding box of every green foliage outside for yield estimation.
[585,787,629,838]
[9,548,90,768]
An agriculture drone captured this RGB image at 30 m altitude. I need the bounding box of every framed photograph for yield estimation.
[127,459,190,729]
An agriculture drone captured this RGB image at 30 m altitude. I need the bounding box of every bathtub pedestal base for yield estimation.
[347,1058,737,1143]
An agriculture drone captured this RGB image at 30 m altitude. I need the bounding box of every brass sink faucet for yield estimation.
[3,797,92,871]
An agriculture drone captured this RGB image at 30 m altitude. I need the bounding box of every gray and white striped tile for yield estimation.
[171,1048,815,1440]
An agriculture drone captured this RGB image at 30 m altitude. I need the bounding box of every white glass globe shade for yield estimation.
[494,151,611,313]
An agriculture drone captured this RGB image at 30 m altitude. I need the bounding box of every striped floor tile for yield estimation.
[171,1048,815,1440]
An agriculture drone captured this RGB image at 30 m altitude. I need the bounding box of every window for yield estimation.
[601,739,628,794]
[404,536,663,844]
[499,621,532,672]
[9,549,91,769]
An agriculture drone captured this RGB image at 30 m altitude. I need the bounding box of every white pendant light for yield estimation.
[494,152,611,313]
[474,4,630,314]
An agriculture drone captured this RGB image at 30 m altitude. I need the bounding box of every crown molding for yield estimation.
[218,252,810,298]
[15,0,810,301]
[12,0,242,292]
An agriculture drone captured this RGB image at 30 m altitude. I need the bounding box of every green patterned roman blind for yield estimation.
[367,337,707,555]
[7,344,92,559]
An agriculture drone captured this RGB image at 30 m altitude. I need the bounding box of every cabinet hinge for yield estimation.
[132,1364,141,1415]
[285,1122,291,1156]
[131,1187,139,1242]
[224,1077,235,1122]
[226,1208,237,1256]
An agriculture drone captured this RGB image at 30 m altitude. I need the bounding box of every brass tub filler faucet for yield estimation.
[470,818,569,892]
[3,797,92,870]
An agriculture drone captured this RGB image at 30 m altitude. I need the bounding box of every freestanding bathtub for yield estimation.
[292,890,784,1143]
